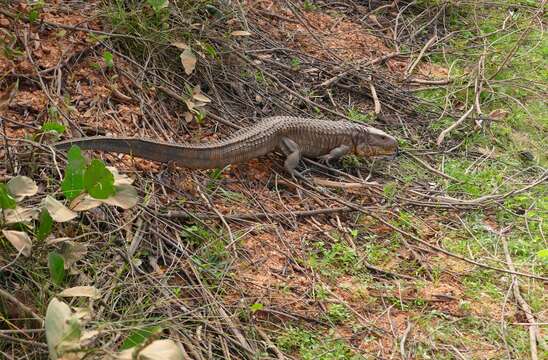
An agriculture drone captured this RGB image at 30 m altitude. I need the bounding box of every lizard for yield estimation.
[54,116,399,175]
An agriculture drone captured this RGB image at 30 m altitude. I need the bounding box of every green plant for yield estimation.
[326,303,351,324]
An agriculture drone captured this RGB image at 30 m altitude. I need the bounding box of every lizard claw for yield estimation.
[318,155,333,168]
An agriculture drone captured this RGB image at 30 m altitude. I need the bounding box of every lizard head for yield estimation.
[352,126,398,159]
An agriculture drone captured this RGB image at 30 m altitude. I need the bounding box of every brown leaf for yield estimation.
[180,48,196,75]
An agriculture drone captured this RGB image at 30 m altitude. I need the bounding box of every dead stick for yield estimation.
[436,105,475,146]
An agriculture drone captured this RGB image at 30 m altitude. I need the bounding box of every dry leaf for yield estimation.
[171,41,188,49]
[2,229,32,256]
[138,339,184,360]
[7,175,38,200]
[192,93,211,103]
[2,206,39,224]
[44,196,78,222]
[102,185,139,209]
[59,286,100,299]
[180,48,196,75]
[107,167,135,185]
[230,30,252,37]
[0,81,18,111]
[183,112,193,123]
[488,108,509,121]
[70,193,102,212]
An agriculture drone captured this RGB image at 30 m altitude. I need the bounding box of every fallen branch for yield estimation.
[501,236,544,359]
[436,105,475,146]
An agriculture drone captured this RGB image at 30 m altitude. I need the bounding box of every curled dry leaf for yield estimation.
[102,184,139,209]
[2,206,39,224]
[192,92,211,103]
[230,30,252,36]
[70,193,102,212]
[171,41,188,49]
[59,286,100,299]
[44,196,78,222]
[180,48,196,75]
[7,176,38,201]
[138,339,184,360]
[2,229,32,256]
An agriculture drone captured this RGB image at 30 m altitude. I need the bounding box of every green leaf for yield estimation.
[249,303,264,313]
[537,249,548,262]
[28,9,40,23]
[36,209,53,241]
[48,252,65,286]
[84,159,115,199]
[102,51,114,68]
[41,121,66,134]
[120,325,162,350]
[146,0,169,13]
[61,146,86,200]
[0,183,17,209]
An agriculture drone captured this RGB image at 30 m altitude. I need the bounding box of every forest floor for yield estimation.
[0,1,546,359]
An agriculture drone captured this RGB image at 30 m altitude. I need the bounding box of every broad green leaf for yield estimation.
[61,146,86,200]
[41,121,66,134]
[120,326,162,350]
[0,183,17,209]
[37,208,53,241]
[2,229,32,256]
[84,159,115,199]
[48,252,65,286]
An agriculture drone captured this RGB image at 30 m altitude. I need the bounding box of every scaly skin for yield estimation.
[54,116,398,174]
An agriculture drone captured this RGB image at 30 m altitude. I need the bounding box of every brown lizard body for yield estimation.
[54,116,398,174]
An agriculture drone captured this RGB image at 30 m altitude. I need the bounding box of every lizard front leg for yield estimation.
[278,137,302,176]
[318,144,352,167]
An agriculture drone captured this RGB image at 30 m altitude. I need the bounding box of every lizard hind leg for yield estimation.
[278,137,302,176]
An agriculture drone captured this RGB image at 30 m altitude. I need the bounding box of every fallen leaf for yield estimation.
[45,298,82,359]
[138,339,184,360]
[107,167,135,185]
[2,206,39,224]
[102,185,139,209]
[192,93,211,103]
[230,30,252,37]
[2,229,31,256]
[70,193,102,212]
[171,41,188,49]
[488,108,509,121]
[180,48,196,75]
[59,286,100,299]
[44,196,78,222]
[7,176,38,200]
